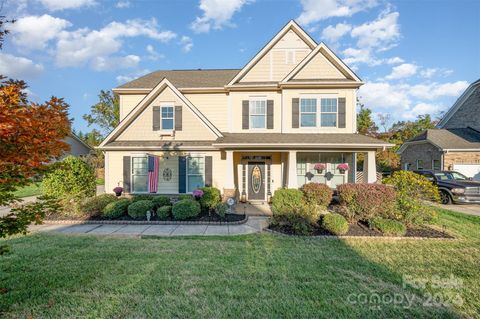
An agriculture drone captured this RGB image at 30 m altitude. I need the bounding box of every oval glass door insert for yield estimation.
[251,165,262,194]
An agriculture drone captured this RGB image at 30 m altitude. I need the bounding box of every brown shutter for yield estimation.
[242,100,249,129]
[152,106,160,131]
[338,97,346,128]
[267,100,274,129]
[175,105,182,131]
[205,156,213,187]
[123,156,131,193]
[292,98,299,128]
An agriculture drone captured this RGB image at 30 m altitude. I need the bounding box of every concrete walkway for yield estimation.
[436,203,480,217]
[29,216,269,237]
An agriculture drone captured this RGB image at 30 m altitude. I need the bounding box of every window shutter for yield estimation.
[178,156,186,193]
[175,105,182,131]
[123,156,131,193]
[338,97,346,128]
[242,100,249,129]
[205,156,213,187]
[267,100,274,129]
[292,98,299,128]
[152,106,160,131]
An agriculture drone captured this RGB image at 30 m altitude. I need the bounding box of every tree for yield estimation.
[357,104,378,136]
[377,113,391,132]
[77,129,103,147]
[83,90,120,136]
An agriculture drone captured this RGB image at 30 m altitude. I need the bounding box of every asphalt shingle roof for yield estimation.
[214,133,389,145]
[408,128,480,149]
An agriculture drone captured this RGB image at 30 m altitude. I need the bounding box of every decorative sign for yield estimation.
[251,165,262,194]
[227,197,235,206]
[162,168,172,181]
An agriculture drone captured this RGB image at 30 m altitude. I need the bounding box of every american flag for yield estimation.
[148,155,160,193]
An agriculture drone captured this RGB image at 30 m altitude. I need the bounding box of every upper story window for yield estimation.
[161,106,174,130]
[249,99,266,129]
[300,98,317,127]
[300,97,338,128]
[320,98,337,127]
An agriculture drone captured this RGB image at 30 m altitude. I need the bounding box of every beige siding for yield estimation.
[120,94,145,121]
[116,86,217,141]
[184,93,228,131]
[293,50,347,80]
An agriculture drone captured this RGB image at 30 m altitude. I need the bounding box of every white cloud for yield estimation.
[350,11,400,49]
[409,81,469,100]
[191,0,254,33]
[297,0,378,25]
[180,36,193,52]
[0,53,44,78]
[386,56,404,64]
[37,0,97,11]
[342,47,383,66]
[419,67,453,79]
[385,63,418,80]
[116,69,151,83]
[91,55,140,71]
[359,82,410,110]
[146,45,165,61]
[410,102,441,118]
[10,14,71,50]
[115,0,130,8]
[321,23,351,43]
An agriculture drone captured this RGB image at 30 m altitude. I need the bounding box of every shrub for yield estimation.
[128,200,154,220]
[383,171,440,225]
[337,184,397,223]
[214,202,228,219]
[271,214,314,236]
[198,187,221,212]
[42,156,96,201]
[178,194,193,201]
[172,199,201,220]
[131,194,155,202]
[80,194,117,218]
[152,196,171,208]
[102,198,130,219]
[322,213,349,235]
[301,183,333,208]
[157,205,172,219]
[369,217,407,236]
[271,188,304,215]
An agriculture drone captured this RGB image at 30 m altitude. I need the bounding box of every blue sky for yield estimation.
[2,0,479,134]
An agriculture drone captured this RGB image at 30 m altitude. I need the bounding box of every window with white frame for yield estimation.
[132,157,148,193]
[433,159,441,170]
[249,99,266,129]
[320,98,337,127]
[416,159,424,170]
[300,98,317,127]
[187,157,205,192]
[161,106,174,130]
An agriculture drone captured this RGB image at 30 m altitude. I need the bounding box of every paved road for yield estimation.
[437,203,480,217]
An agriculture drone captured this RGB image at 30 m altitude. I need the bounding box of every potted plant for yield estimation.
[192,189,204,200]
[313,163,326,174]
[113,186,123,197]
[337,163,349,174]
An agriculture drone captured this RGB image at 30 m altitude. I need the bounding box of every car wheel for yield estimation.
[440,190,452,205]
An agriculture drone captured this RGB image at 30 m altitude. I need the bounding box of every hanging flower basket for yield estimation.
[337,163,349,174]
[313,163,326,174]
[192,189,204,200]
[113,186,123,197]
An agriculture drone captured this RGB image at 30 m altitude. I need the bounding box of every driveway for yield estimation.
[437,203,480,217]
[0,196,37,217]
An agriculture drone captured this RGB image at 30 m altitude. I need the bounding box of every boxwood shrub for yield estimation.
[198,187,221,212]
[128,200,154,220]
[271,188,304,215]
[322,213,349,235]
[301,183,333,208]
[102,198,130,219]
[369,217,407,236]
[80,194,118,218]
[131,194,155,202]
[172,199,201,220]
[157,205,172,219]
[152,196,171,208]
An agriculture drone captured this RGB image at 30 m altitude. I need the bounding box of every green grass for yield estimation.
[12,182,42,198]
[1,209,479,318]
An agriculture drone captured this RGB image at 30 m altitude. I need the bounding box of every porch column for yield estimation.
[224,150,235,189]
[363,151,377,183]
[287,151,297,188]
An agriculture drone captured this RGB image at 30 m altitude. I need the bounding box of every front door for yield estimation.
[248,162,265,201]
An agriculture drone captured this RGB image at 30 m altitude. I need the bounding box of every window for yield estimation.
[416,159,424,170]
[432,159,441,170]
[285,50,295,64]
[132,157,148,193]
[320,98,337,127]
[249,100,266,129]
[187,157,205,192]
[161,106,174,130]
[300,98,317,127]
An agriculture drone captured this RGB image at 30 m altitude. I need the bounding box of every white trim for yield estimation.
[186,155,206,193]
[160,104,175,132]
[437,79,480,128]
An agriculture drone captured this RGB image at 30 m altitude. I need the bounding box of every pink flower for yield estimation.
[337,163,349,171]
[192,189,204,199]
[313,163,326,170]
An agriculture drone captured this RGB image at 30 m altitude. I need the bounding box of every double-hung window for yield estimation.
[249,99,266,129]
[416,159,424,170]
[320,98,337,127]
[161,106,174,130]
[187,157,205,192]
[300,98,317,127]
[132,157,148,193]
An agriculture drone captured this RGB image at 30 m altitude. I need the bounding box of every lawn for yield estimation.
[0,209,479,318]
[12,182,43,198]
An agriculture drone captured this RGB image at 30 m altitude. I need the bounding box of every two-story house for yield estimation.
[98,20,390,202]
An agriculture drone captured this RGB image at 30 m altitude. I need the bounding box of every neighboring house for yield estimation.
[64,134,93,157]
[98,20,390,201]
[399,79,480,179]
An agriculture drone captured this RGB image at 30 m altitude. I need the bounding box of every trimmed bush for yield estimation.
[128,200,154,220]
[337,183,397,223]
[178,194,193,201]
[322,213,349,235]
[271,214,314,236]
[172,199,201,220]
[102,198,130,219]
[301,183,333,208]
[369,217,406,236]
[131,194,155,202]
[214,202,228,219]
[152,196,171,208]
[271,188,304,215]
[198,187,221,212]
[80,194,117,217]
[157,205,172,219]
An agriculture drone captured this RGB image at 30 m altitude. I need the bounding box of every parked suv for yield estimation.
[414,170,480,204]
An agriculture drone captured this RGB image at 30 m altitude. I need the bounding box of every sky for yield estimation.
[1,0,479,134]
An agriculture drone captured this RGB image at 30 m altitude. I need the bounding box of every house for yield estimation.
[98,20,391,201]
[398,79,480,179]
[64,134,93,157]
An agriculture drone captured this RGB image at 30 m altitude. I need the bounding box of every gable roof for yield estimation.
[99,78,223,148]
[115,69,240,90]
[227,20,317,86]
[437,79,480,128]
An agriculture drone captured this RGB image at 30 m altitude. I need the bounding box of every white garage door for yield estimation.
[453,164,480,180]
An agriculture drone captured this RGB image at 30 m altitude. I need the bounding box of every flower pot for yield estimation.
[115,192,122,197]
[339,169,346,174]
[316,169,323,174]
